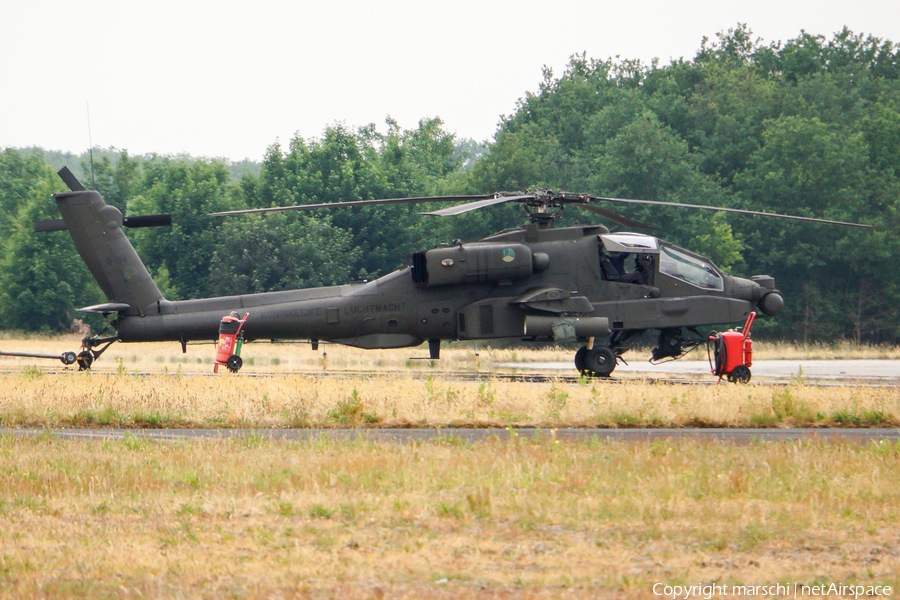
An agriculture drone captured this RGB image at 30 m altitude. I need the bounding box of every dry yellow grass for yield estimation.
[0,369,896,429]
[0,435,898,599]
[0,334,896,429]
[0,337,897,598]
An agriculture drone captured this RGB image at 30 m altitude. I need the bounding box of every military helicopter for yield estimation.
[31,167,873,378]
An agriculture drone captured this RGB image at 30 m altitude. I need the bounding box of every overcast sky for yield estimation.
[1,0,897,162]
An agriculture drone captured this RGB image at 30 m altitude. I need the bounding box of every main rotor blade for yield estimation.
[578,203,653,230]
[207,195,496,217]
[123,214,173,228]
[589,196,876,229]
[420,194,535,216]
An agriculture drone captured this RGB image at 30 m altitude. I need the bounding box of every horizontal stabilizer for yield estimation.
[34,219,68,232]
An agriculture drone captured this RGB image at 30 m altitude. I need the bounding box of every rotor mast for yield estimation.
[522,190,573,228]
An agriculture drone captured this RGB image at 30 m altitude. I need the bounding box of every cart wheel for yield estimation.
[729,364,751,384]
[76,351,93,371]
[62,352,77,366]
[226,355,243,373]
[584,346,617,378]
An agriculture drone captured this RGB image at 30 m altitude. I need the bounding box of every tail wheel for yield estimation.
[76,351,93,371]
[226,355,243,373]
[584,346,617,378]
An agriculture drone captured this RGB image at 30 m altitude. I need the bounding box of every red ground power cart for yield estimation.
[214,312,249,373]
[708,311,756,383]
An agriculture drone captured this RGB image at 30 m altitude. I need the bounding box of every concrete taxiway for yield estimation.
[6,427,900,444]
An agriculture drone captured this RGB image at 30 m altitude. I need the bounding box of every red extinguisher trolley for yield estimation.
[214,312,249,373]
[708,311,756,383]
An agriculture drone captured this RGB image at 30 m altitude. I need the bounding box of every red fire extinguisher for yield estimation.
[708,311,756,383]
[214,312,249,373]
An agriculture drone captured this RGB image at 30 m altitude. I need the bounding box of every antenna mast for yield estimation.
[86,101,95,190]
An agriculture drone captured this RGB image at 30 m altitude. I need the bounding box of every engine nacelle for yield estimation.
[412,243,541,287]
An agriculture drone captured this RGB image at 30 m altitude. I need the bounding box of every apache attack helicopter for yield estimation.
[28,167,873,379]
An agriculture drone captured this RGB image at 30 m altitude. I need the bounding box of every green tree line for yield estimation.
[1,25,898,343]
[466,25,900,344]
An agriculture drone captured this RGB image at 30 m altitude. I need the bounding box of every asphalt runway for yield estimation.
[12,361,899,388]
[6,427,899,444]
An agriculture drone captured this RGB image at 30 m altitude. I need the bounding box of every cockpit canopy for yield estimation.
[599,233,659,254]
[658,245,724,291]
[599,233,724,292]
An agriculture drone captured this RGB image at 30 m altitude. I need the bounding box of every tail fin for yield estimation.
[53,188,165,316]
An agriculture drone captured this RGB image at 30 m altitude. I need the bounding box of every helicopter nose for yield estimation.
[751,275,784,316]
[758,292,784,316]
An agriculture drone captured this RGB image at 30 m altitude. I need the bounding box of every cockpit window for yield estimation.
[659,246,724,291]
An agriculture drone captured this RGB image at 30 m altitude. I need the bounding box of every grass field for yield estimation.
[0,367,897,430]
[2,372,900,431]
[0,336,895,430]
[1,434,899,599]
[0,337,898,598]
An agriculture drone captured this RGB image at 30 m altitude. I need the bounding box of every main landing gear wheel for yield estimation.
[226,355,243,373]
[728,364,752,384]
[575,345,617,378]
[574,346,588,373]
